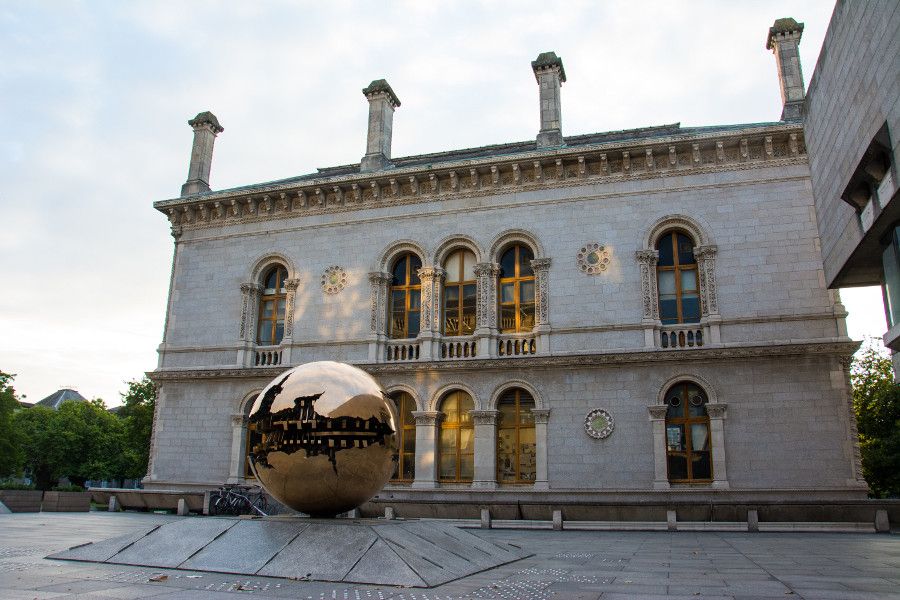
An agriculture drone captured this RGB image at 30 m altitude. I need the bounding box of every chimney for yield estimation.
[360,79,401,172]
[531,51,566,149]
[766,18,806,121]
[181,111,224,196]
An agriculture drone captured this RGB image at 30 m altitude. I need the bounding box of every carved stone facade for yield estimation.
[147,46,867,507]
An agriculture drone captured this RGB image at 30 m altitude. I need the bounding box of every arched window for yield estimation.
[443,249,477,336]
[438,390,474,483]
[664,382,711,482]
[656,231,700,324]
[498,244,535,333]
[389,253,422,339]
[258,266,288,344]
[496,389,536,483]
[243,395,261,479]
[390,391,416,482]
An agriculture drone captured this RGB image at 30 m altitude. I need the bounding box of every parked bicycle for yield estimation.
[209,484,268,516]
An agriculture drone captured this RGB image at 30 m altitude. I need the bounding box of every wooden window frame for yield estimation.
[257,266,287,345]
[496,389,536,484]
[664,382,712,484]
[389,392,416,483]
[656,231,700,324]
[443,249,477,337]
[438,391,474,483]
[498,244,536,333]
[389,254,422,339]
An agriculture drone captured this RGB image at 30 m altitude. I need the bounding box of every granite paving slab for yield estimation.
[343,538,427,587]
[179,519,304,574]
[256,521,378,581]
[107,518,236,568]
[47,525,161,563]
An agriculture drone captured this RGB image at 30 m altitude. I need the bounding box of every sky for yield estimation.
[0,0,887,406]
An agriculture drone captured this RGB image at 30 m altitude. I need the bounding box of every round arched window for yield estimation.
[389,253,422,339]
[496,389,536,483]
[257,266,287,345]
[498,244,535,333]
[438,390,474,483]
[656,232,700,324]
[443,249,477,336]
[390,391,416,482]
[664,382,711,482]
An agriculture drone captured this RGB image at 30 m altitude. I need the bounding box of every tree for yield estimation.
[118,378,156,480]
[0,371,24,477]
[851,341,900,498]
[54,399,127,487]
[14,405,63,490]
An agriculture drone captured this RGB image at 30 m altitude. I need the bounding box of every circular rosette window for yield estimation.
[321,266,348,295]
[577,243,611,275]
[584,408,614,439]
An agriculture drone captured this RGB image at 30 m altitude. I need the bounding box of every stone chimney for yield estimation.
[531,51,566,149]
[181,111,224,196]
[360,79,401,172]
[766,18,806,121]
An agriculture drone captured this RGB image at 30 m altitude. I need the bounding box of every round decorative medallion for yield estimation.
[584,408,614,439]
[321,266,348,295]
[577,243,611,274]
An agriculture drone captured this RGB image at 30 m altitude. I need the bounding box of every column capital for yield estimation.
[368,271,392,284]
[241,282,263,294]
[411,410,442,426]
[706,403,728,419]
[531,408,551,424]
[648,405,668,420]
[470,410,499,425]
[417,266,445,281]
[692,244,718,259]
[230,413,247,427]
[473,262,501,277]
[284,277,301,291]
[530,257,552,271]
[635,249,659,264]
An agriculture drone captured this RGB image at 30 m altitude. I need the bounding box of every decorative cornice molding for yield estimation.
[157,127,808,233]
[148,340,858,382]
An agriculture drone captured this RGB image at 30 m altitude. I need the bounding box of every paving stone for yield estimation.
[180,519,304,574]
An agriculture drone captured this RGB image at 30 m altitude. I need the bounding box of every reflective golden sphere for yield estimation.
[247,361,397,517]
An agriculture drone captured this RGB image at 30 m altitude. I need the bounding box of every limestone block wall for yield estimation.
[804,0,900,285]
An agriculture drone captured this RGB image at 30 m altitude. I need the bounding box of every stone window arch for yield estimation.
[648,375,728,489]
[238,254,300,363]
[368,241,427,340]
[485,230,551,342]
[388,253,423,339]
[442,248,477,336]
[636,216,719,347]
[488,380,549,489]
[496,388,536,484]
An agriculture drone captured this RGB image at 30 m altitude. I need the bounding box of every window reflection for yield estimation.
[438,390,474,483]
[497,389,536,483]
[257,266,288,345]
[656,232,700,324]
[389,391,416,482]
[389,254,422,339]
[664,382,711,482]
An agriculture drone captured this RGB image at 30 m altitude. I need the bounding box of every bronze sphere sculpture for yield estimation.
[247,361,398,517]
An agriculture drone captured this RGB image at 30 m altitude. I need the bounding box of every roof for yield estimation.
[184,120,786,200]
[35,388,86,410]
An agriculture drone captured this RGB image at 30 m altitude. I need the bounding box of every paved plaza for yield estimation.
[0,512,898,600]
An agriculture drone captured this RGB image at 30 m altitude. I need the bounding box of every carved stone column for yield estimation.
[532,408,551,490]
[417,267,445,360]
[648,405,670,489]
[636,250,659,348]
[238,283,262,367]
[227,413,248,483]
[280,278,300,364]
[531,258,552,354]
[411,411,441,488]
[694,245,720,345]
[705,403,729,489]
[473,262,500,358]
[471,410,498,489]
[367,272,392,362]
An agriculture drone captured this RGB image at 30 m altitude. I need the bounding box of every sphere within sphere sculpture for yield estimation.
[247,361,398,517]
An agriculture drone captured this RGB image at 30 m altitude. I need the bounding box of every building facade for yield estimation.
[146,24,867,514]
[802,0,900,369]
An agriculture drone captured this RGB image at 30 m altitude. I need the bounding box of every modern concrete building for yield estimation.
[146,21,867,516]
[802,0,900,369]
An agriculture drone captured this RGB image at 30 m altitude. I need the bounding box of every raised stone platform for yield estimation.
[47,516,530,587]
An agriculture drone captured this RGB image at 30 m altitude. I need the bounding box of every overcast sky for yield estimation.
[0,0,885,406]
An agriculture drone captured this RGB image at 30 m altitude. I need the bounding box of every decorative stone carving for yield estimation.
[584,408,614,439]
[474,262,500,331]
[636,250,659,320]
[321,266,348,295]
[367,272,391,334]
[417,267,444,333]
[693,245,719,316]
[284,278,300,337]
[470,410,499,425]
[531,408,550,424]
[230,413,246,427]
[647,405,668,420]
[412,411,442,427]
[705,403,728,419]
[531,258,552,326]
[577,243,611,274]
[239,283,262,340]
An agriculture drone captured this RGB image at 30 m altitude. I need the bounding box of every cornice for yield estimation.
[155,125,807,234]
[148,340,857,381]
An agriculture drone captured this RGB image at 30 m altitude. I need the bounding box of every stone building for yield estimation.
[146,21,867,516]
[802,0,900,370]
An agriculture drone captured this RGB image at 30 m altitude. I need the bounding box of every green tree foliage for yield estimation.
[0,371,24,477]
[13,405,62,490]
[118,378,157,479]
[851,341,900,498]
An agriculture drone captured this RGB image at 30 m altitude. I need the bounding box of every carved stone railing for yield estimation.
[658,325,705,349]
[386,340,420,362]
[254,347,283,366]
[497,333,537,357]
[440,337,478,359]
